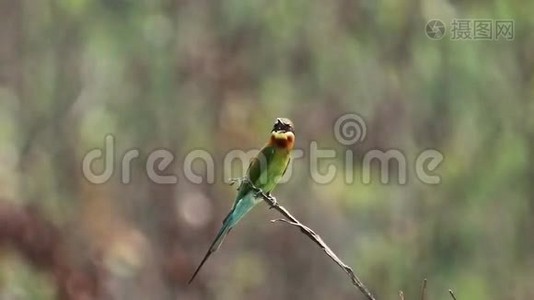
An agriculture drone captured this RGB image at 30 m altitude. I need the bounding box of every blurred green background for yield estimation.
[0,0,533,299]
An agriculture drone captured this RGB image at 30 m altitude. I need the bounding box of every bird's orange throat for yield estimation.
[270,131,295,150]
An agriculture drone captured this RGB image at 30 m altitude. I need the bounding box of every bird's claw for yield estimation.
[267,193,278,208]
[251,190,277,207]
[253,190,263,198]
[228,177,246,187]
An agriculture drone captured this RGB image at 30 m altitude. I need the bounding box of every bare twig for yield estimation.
[420,278,427,300]
[449,289,457,300]
[242,179,376,300]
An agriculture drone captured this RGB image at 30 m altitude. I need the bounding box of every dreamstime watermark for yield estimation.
[82,113,443,185]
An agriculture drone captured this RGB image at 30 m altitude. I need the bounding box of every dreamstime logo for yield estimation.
[82,113,443,185]
[334,113,367,145]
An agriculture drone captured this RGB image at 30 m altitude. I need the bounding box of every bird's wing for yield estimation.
[249,146,275,185]
[282,158,290,177]
[234,146,274,200]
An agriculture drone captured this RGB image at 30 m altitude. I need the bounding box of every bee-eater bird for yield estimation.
[188,118,295,284]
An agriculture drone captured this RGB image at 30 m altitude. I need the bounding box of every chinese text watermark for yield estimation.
[425,19,514,41]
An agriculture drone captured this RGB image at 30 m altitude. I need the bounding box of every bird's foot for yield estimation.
[266,193,278,208]
[228,177,246,187]
[253,189,264,198]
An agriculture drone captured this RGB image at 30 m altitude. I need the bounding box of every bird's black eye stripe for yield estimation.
[272,119,294,132]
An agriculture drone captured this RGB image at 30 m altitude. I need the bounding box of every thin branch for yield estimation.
[449,289,457,300]
[420,278,427,300]
[242,179,376,300]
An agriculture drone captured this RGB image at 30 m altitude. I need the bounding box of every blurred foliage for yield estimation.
[0,0,533,299]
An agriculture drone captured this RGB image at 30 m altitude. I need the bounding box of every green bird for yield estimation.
[188,118,295,283]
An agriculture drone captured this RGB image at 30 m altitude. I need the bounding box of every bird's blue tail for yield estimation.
[188,192,257,283]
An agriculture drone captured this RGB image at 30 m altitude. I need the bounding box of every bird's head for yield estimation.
[270,118,295,149]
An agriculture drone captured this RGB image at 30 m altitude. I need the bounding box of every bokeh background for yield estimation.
[1,0,533,299]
